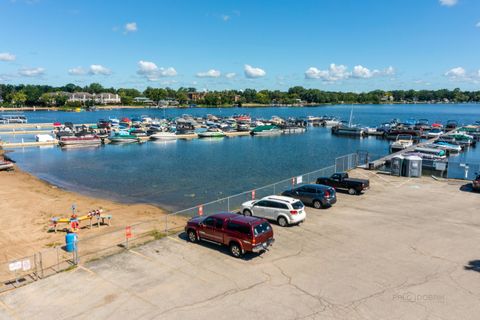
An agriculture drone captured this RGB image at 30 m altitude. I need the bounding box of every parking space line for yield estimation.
[167,235,184,244]
[129,249,154,261]
[77,264,96,275]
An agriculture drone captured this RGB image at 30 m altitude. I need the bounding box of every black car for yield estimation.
[282,184,337,209]
[316,172,369,195]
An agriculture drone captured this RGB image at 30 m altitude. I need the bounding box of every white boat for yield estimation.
[0,161,14,171]
[150,131,178,140]
[426,128,444,138]
[35,134,55,142]
[390,135,414,153]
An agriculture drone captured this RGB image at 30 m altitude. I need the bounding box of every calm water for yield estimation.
[6,104,480,211]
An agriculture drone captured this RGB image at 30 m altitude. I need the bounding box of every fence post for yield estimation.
[227,197,230,212]
[164,214,168,235]
[56,246,60,272]
[39,252,44,278]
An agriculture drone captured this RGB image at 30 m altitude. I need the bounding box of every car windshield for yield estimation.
[291,201,304,209]
[254,222,271,236]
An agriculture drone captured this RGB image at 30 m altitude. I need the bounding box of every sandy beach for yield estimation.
[0,158,176,264]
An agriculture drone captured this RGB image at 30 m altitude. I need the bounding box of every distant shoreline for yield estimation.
[1,102,479,112]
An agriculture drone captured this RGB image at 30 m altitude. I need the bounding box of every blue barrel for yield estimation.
[65,233,77,252]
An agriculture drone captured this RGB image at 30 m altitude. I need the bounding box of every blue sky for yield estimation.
[1,0,480,91]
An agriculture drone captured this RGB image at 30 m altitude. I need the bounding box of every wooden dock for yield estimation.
[364,136,441,169]
[1,140,58,148]
[0,130,53,135]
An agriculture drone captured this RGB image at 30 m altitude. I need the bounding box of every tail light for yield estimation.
[325,191,330,197]
[290,210,298,215]
[252,237,256,245]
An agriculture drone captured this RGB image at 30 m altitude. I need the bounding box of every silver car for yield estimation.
[241,195,306,227]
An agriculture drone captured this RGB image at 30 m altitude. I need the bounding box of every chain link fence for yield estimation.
[0,152,362,292]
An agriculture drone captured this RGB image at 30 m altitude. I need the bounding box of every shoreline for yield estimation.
[0,163,178,263]
[1,102,480,112]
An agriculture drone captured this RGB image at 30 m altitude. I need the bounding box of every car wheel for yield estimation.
[230,242,243,258]
[348,188,357,195]
[243,209,252,216]
[187,230,197,243]
[278,216,288,227]
[313,200,322,209]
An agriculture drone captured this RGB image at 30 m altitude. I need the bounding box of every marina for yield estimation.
[2,104,479,211]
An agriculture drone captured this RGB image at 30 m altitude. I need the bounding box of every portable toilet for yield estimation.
[404,155,422,177]
[391,155,404,176]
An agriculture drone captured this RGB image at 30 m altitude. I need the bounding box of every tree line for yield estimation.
[0,83,479,107]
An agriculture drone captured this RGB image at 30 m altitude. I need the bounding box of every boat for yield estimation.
[321,116,341,127]
[250,125,282,136]
[150,131,178,140]
[390,135,414,153]
[433,141,463,151]
[237,123,250,132]
[0,160,14,171]
[109,131,140,144]
[426,128,444,138]
[426,142,462,153]
[0,115,28,124]
[59,134,102,147]
[443,133,475,146]
[331,108,365,136]
[445,120,458,131]
[129,128,148,137]
[198,128,226,138]
[405,148,446,160]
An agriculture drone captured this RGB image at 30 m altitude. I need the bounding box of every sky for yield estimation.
[0,0,480,92]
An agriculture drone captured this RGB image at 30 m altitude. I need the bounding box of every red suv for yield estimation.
[185,212,275,258]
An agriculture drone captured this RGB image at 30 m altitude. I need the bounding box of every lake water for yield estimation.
[5,104,480,211]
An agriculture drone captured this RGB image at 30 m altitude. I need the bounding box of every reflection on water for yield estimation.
[6,104,480,211]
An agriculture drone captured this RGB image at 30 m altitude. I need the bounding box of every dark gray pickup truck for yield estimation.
[316,172,370,195]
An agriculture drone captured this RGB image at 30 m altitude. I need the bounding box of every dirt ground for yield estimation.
[0,166,177,263]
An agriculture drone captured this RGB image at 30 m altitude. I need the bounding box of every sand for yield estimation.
[0,162,177,264]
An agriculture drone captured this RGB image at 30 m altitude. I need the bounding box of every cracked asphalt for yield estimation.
[1,170,479,320]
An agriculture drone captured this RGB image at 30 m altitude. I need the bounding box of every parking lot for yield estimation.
[1,170,479,320]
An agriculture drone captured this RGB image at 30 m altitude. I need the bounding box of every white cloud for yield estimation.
[0,52,15,62]
[445,66,466,79]
[196,69,221,78]
[476,21,480,28]
[68,66,87,75]
[19,67,45,77]
[305,64,349,81]
[306,64,395,81]
[352,65,377,79]
[221,15,230,21]
[137,60,177,81]
[439,0,458,6]
[244,64,266,78]
[89,64,111,75]
[225,72,236,79]
[125,22,138,33]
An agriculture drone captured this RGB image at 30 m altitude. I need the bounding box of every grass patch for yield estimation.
[149,229,167,240]
[45,241,60,248]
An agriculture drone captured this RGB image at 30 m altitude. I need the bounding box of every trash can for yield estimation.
[404,155,422,177]
[65,232,77,252]
[391,155,404,176]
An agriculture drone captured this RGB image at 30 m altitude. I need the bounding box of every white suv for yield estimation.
[241,195,306,227]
